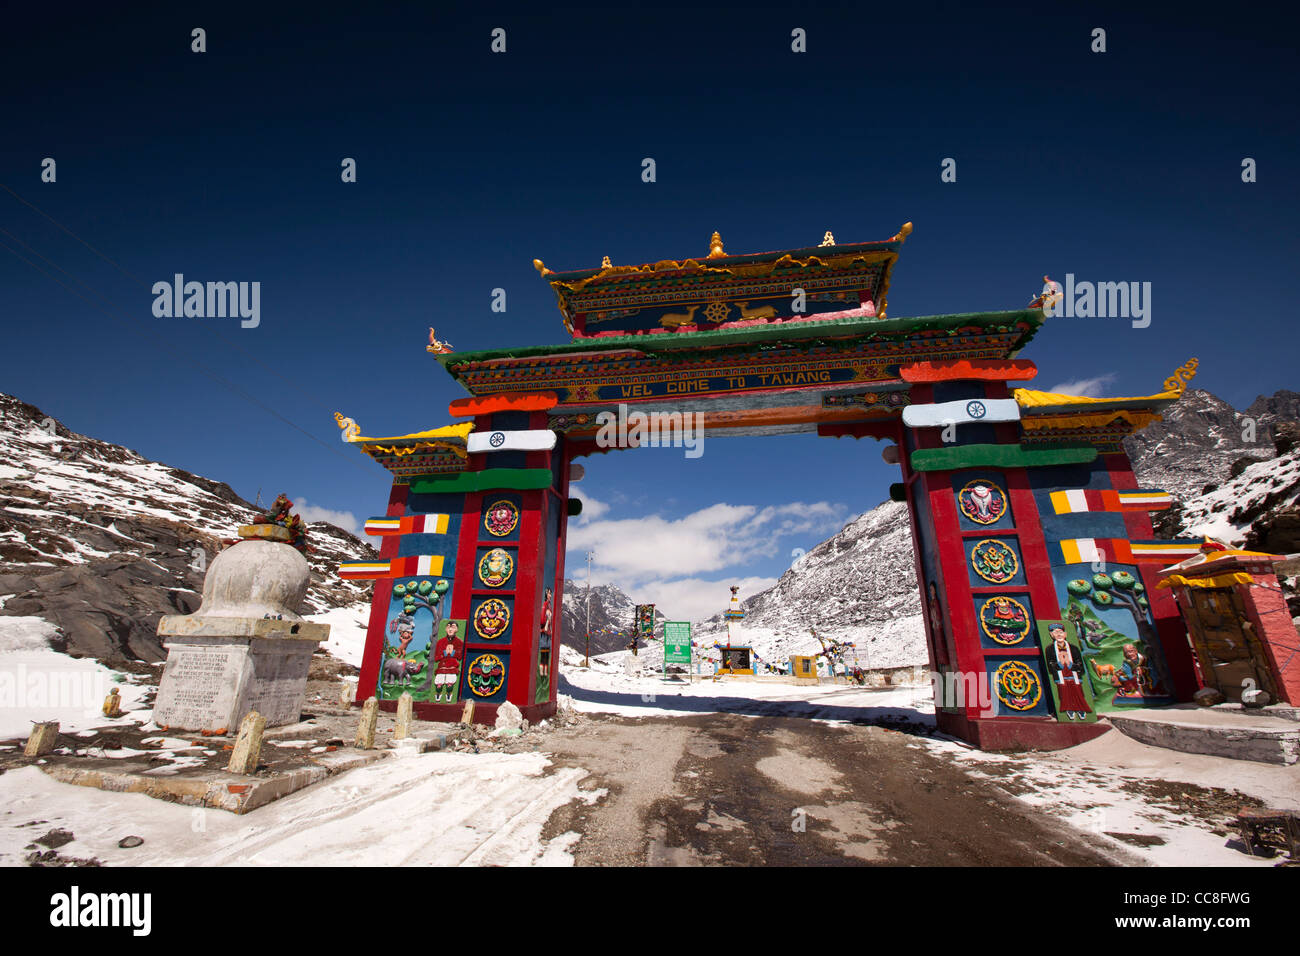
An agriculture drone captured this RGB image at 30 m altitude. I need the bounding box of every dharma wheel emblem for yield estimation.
[994,660,1042,711]
[489,431,506,448]
[966,400,987,419]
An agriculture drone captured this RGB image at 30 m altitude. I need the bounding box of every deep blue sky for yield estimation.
[2,3,1296,617]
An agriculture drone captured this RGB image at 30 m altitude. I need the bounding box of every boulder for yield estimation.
[1193,687,1226,707]
[494,700,524,732]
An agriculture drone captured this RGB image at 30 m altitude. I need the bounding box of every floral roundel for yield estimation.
[970,539,1019,584]
[484,499,519,537]
[473,598,510,640]
[467,653,506,697]
[958,480,1008,525]
[477,548,514,588]
[979,596,1031,645]
[993,660,1042,711]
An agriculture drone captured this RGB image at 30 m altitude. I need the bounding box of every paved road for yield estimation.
[541,712,1117,865]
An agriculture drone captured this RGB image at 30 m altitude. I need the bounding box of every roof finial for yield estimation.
[601,255,612,268]
[707,231,725,259]
[532,258,553,277]
[1162,358,1199,396]
[892,221,914,243]
[819,231,835,247]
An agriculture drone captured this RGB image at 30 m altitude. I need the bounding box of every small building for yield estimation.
[1159,549,1300,706]
[717,646,754,676]
[790,655,818,680]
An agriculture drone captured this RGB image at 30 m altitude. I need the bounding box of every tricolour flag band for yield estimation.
[1050,488,1169,514]
[338,554,446,580]
[363,513,450,537]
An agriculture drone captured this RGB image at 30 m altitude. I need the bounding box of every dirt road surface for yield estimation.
[540,712,1119,866]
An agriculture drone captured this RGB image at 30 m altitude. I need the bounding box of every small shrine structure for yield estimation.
[1159,549,1300,706]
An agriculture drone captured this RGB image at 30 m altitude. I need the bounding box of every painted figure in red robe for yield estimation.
[432,620,464,703]
[1045,624,1092,720]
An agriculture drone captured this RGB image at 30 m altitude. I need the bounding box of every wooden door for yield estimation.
[1184,588,1276,701]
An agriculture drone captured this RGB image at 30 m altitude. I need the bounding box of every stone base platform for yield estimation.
[1108,706,1300,765]
[41,748,388,814]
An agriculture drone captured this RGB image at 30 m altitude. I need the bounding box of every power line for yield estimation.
[0,180,354,421]
[0,233,373,474]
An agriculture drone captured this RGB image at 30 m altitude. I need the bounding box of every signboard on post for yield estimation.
[663,621,692,669]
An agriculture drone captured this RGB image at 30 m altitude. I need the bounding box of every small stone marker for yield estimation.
[25,721,59,757]
[102,687,123,718]
[339,681,354,708]
[460,700,475,725]
[355,697,379,749]
[227,710,266,774]
[394,692,413,740]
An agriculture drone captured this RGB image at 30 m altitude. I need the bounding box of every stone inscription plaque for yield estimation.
[153,644,247,731]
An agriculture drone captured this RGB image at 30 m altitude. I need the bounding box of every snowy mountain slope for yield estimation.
[0,392,375,664]
[692,500,927,668]
[560,580,665,656]
[1123,389,1287,503]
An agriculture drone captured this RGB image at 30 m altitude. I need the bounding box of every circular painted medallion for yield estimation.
[971,538,1018,584]
[477,548,514,588]
[979,596,1032,645]
[484,499,519,537]
[467,653,506,697]
[965,400,987,419]
[473,598,510,640]
[958,480,1007,525]
[488,431,506,448]
[993,660,1042,711]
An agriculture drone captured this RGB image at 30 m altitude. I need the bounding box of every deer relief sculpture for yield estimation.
[659,304,700,328]
[735,300,777,321]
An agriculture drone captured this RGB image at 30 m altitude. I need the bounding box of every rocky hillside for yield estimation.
[1122,388,1295,503]
[0,392,375,665]
[560,579,664,656]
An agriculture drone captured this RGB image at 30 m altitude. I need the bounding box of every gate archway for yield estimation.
[337,226,1208,750]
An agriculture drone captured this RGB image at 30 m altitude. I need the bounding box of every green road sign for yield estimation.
[663,621,692,664]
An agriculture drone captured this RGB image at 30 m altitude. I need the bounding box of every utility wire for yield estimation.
[0,233,373,474]
[0,180,354,421]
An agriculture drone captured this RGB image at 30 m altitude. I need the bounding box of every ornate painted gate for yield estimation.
[336,226,1211,750]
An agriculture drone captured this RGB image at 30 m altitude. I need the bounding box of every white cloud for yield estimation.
[568,486,609,522]
[1047,373,1118,398]
[565,500,847,581]
[291,496,362,535]
[624,575,777,623]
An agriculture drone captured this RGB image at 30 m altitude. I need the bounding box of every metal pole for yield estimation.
[584,550,593,668]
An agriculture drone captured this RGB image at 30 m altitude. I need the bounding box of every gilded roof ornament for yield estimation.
[707,231,726,259]
[532,258,553,277]
[1162,357,1199,396]
[892,222,914,243]
[427,327,454,354]
[819,231,835,247]
[601,255,612,268]
[334,412,361,442]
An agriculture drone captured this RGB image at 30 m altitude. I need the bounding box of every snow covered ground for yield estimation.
[0,752,601,866]
[0,615,152,741]
[307,603,369,669]
[559,645,934,722]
